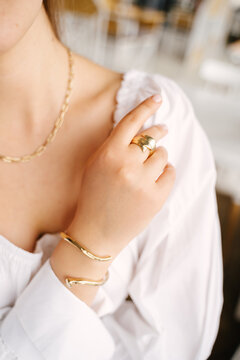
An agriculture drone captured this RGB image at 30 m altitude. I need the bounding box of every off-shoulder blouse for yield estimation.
[0,69,223,360]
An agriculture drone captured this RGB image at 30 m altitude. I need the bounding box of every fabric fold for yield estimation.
[1,259,115,360]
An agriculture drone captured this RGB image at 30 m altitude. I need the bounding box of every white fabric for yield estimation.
[0,69,223,360]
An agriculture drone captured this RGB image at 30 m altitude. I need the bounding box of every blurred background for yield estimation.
[57,1,240,358]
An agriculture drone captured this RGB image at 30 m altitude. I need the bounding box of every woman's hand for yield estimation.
[66,94,176,258]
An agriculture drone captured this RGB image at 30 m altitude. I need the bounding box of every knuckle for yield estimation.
[116,165,135,184]
[166,164,176,182]
[125,108,138,121]
[143,126,160,137]
[153,125,163,135]
[141,101,153,111]
[128,113,138,123]
[135,181,148,196]
[124,114,136,125]
[125,99,154,122]
[158,146,168,161]
[138,185,154,205]
[100,147,116,163]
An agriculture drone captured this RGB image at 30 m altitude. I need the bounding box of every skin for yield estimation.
[0,1,124,251]
[0,1,176,306]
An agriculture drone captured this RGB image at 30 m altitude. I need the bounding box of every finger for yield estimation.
[128,124,168,162]
[136,123,168,138]
[110,94,162,146]
[143,146,168,179]
[155,162,176,192]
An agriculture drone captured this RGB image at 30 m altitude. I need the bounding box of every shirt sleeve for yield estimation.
[0,258,116,360]
[126,168,223,360]
[105,73,224,360]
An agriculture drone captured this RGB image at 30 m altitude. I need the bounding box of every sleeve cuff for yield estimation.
[1,259,115,360]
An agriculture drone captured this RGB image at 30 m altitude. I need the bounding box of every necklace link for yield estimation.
[0,47,74,164]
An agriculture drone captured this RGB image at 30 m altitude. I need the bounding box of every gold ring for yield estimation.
[130,134,156,157]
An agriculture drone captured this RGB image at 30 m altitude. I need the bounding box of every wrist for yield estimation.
[65,222,121,260]
[51,237,112,283]
[50,239,110,305]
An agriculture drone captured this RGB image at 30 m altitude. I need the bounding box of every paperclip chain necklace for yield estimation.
[0,47,74,164]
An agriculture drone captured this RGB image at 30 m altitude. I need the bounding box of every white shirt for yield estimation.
[0,69,223,360]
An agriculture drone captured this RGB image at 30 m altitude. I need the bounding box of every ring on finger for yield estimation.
[130,134,156,158]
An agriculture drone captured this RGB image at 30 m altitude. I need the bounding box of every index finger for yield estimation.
[110,94,162,146]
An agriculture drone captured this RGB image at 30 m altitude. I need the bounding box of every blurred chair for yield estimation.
[93,0,166,69]
[165,6,194,59]
[59,0,99,59]
[199,58,240,96]
[60,0,166,69]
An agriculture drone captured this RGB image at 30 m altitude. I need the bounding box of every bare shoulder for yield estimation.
[71,51,123,102]
[63,51,124,147]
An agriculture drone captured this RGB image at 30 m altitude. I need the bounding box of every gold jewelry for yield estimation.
[0,47,74,163]
[60,231,113,262]
[130,134,156,157]
[65,270,109,288]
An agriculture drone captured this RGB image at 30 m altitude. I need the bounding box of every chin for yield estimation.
[0,27,27,55]
[0,0,42,55]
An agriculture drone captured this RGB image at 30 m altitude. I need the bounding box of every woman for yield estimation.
[0,1,223,359]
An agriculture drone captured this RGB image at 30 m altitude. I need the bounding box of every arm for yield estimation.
[49,228,116,307]
[0,245,116,360]
[91,72,223,359]
[48,93,174,308]
[115,73,224,359]
[125,165,223,360]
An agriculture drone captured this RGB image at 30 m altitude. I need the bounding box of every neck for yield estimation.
[0,5,69,143]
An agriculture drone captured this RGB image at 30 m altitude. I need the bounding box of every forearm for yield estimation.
[50,225,117,307]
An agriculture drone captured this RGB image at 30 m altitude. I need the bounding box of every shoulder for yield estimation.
[72,52,123,99]
[114,68,213,154]
[114,68,198,129]
[115,68,217,216]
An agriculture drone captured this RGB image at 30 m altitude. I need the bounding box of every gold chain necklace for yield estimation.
[0,47,74,164]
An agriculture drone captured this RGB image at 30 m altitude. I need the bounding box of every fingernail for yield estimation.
[152,94,162,103]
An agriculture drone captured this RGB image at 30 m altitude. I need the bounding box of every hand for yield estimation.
[66,94,176,258]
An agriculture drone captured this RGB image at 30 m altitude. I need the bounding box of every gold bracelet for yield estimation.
[65,270,109,288]
[60,231,112,262]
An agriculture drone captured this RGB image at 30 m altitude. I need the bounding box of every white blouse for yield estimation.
[0,69,223,360]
